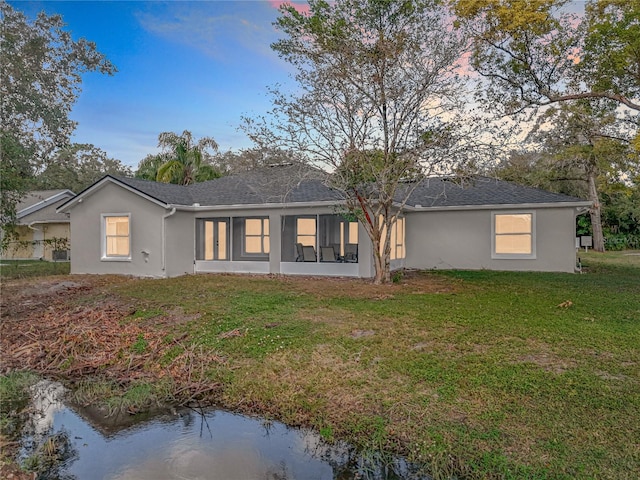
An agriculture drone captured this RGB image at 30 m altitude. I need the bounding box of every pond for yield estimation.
[19,381,430,480]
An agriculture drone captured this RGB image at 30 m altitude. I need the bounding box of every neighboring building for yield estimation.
[2,190,75,261]
[57,166,591,278]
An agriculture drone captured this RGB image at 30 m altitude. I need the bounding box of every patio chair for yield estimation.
[302,245,317,262]
[320,246,337,262]
[295,243,304,262]
[330,243,343,261]
[344,243,358,263]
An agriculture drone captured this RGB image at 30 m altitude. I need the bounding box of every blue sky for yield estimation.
[9,1,586,169]
[9,0,305,168]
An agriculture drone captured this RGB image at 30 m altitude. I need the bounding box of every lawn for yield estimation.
[1,251,638,479]
[0,259,70,280]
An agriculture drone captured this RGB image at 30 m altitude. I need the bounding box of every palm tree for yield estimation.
[134,154,164,181]
[155,130,220,185]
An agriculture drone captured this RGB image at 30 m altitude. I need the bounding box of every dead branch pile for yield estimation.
[1,292,224,405]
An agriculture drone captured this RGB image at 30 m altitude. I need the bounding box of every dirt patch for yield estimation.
[0,272,459,418]
[350,329,375,339]
[0,276,222,404]
[516,353,576,374]
[0,454,32,480]
[275,270,459,300]
[1,277,90,318]
[595,370,634,382]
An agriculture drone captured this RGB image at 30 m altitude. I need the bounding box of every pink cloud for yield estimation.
[267,1,311,15]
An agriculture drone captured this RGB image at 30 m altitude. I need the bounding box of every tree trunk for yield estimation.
[372,245,385,285]
[587,171,605,252]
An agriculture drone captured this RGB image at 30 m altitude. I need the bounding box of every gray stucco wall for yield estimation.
[69,182,579,278]
[164,211,196,277]
[69,183,170,277]
[404,207,578,273]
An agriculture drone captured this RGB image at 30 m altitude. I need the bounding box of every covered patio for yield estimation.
[194,213,364,277]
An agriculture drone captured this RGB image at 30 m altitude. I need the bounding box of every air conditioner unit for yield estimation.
[52,250,69,261]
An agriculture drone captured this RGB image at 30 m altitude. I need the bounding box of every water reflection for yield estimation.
[21,381,428,479]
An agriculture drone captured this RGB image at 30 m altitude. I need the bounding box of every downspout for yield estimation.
[27,222,41,232]
[161,207,177,276]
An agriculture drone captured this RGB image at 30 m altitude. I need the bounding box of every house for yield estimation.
[57,165,591,278]
[2,190,75,261]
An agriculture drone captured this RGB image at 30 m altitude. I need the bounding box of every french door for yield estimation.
[204,219,229,260]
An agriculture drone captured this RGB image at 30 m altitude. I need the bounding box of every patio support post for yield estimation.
[269,213,281,274]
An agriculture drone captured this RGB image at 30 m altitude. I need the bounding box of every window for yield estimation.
[493,212,535,258]
[379,216,405,260]
[245,218,270,255]
[102,214,130,260]
[339,221,359,256]
[296,217,316,247]
[392,217,405,260]
[349,221,359,244]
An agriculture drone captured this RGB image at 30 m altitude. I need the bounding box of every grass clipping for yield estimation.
[1,290,223,407]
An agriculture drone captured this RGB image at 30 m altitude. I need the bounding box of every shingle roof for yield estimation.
[101,171,588,209]
[111,165,342,206]
[400,176,588,208]
[17,190,71,211]
[187,164,342,205]
[18,201,70,224]
[110,176,194,205]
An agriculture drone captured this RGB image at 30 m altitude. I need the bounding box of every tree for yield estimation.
[0,134,33,243]
[451,0,640,113]
[0,2,116,243]
[31,144,132,192]
[599,178,640,239]
[245,0,469,284]
[212,146,306,175]
[453,0,640,251]
[144,130,221,185]
[535,102,636,251]
[494,101,638,251]
[134,154,164,182]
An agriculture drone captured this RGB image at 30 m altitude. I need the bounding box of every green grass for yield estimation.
[0,259,69,279]
[6,251,640,479]
[70,377,174,416]
[102,251,640,478]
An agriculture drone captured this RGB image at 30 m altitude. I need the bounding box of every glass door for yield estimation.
[204,219,228,260]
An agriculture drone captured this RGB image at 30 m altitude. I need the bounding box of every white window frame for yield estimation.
[491,211,536,259]
[296,216,317,248]
[379,216,405,260]
[243,217,270,256]
[393,217,405,260]
[101,213,131,261]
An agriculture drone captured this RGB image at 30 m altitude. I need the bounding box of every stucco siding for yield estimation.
[1,226,35,259]
[42,223,71,261]
[404,207,578,273]
[1,223,70,260]
[68,183,168,276]
[164,211,195,277]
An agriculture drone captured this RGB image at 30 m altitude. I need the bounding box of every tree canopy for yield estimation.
[0,2,116,243]
[31,144,132,193]
[493,100,639,250]
[135,130,221,185]
[246,0,470,283]
[451,0,640,113]
[452,0,639,250]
